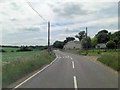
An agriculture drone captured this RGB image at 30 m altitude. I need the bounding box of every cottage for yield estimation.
[64,41,82,50]
[95,43,106,49]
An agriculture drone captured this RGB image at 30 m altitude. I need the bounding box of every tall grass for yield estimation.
[97,54,119,71]
[2,50,56,87]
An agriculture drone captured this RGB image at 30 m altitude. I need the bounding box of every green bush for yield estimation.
[106,40,116,49]
[16,46,32,52]
[81,36,91,49]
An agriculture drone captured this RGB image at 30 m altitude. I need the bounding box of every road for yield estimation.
[15,50,118,88]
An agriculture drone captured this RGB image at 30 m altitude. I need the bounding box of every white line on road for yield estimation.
[73,76,78,90]
[71,57,73,60]
[14,55,58,89]
[72,61,75,69]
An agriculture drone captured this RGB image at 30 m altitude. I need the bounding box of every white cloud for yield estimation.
[0,0,118,45]
[107,29,119,33]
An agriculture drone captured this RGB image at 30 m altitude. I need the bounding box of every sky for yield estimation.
[0,0,119,46]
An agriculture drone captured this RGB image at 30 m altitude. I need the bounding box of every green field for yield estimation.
[2,47,43,63]
[2,47,56,87]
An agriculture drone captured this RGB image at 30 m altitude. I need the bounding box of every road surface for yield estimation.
[15,50,118,88]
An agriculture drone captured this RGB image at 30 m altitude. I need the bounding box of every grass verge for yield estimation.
[97,54,119,71]
[2,50,56,87]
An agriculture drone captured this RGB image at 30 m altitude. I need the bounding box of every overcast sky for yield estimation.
[0,0,119,46]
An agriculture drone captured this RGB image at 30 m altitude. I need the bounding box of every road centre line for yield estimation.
[14,54,58,89]
[72,61,75,69]
[73,76,78,90]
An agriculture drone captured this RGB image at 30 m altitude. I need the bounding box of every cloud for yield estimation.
[107,29,118,33]
[64,28,80,33]
[0,0,118,45]
[52,2,92,18]
[20,27,41,32]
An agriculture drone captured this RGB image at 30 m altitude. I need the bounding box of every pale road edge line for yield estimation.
[14,54,58,89]
[73,76,78,90]
[72,61,75,69]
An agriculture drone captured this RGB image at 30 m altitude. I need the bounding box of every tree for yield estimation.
[97,30,108,34]
[91,36,98,47]
[75,31,85,41]
[81,36,91,49]
[66,37,75,42]
[96,30,110,43]
[53,41,64,49]
[106,40,116,49]
[110,31,120,48]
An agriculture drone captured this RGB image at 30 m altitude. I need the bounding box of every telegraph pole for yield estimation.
[27,1,50,53]
[48,21,50,53]
[86,27,88,54]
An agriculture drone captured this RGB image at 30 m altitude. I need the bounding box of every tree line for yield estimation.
[53,30,120,49]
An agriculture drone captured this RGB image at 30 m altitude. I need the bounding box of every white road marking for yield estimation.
[73,76,78,90]
[14,55,58,89]
[71,57,73,60]
[72,61,75,69]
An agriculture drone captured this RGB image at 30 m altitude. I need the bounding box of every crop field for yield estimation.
[2,47,43,63]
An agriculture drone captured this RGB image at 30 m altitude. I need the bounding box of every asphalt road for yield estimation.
[15,50,118,88]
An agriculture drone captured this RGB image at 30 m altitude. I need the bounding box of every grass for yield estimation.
[1,47,19,52]
[2,49,43,63]
[97,54,119,71]
[2,48,56,87]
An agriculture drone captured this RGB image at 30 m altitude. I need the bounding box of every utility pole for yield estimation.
[48,21,50,53]
[27,1,51,53]
[86,27,88,55]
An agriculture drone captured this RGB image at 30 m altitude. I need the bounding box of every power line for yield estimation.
[26,0,47,22]
[26,0,51,53]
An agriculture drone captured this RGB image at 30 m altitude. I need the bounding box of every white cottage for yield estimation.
[64,41,82,50]
[95,43,106,49]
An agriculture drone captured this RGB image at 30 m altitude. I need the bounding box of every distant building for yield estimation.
[64,41,82,50]
[95,43,106,49]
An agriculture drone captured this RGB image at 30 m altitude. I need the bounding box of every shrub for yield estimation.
[106,40,116,49]
[16,47,32,52]
[11,50,14,52]
[0,49,6,52]
[81,36,92,49]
